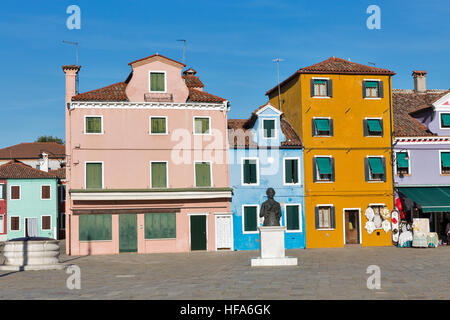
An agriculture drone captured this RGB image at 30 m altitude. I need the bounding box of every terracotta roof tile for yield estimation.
[188,88,226,103]
[0,160,58,179]
[48,168,66,180]
[0,142,65,160]
[182,75,205,88]
[72,82,128,101]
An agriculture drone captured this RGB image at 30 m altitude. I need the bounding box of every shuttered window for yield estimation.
[145,213,176,239]
[150,72,165,92]
[150,117,167,134]
[284,159,299,184]
[363,80,383,98]
[243,159,258,184]
[41,216,51,230]
[0,184,5,199]
[396,152,409,175]
[286,205,300,231]
[10,186,20,200]
[194,117,210,134]
[79,214,112,241]
[263,119,275,138]
[85,116,102,134]
[10,216,20,231]
[365,119,383,136]
[86,163,102,189]
[441,114,450,128]
[41,185,51,199]
[243,206,258,232]
[441,152,450,174]
[195,162,211,187]
[314,157,334,182]
[315,206,335,229]
[365,157,386,181]
[151,162,167,188]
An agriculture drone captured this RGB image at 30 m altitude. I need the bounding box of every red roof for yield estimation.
[266,56,395,95]
[183,75,205,88]
[0,160,59,179]
[188,88,226,103]
[72,82,129,101]
[0,142,65,160]
[128,53,186,67]
[48,168,66,180]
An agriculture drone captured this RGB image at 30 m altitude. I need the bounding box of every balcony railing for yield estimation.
[144,92,173,102]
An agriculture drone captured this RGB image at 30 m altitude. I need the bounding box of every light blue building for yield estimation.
[228,103,305,250]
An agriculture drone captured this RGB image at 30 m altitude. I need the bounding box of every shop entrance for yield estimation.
[344,209,360,244]
[190,215,207,251]
[119,214,137,253]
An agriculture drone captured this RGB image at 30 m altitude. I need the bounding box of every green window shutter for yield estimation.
[79,215,112,241]
[326,79,333,97]
[285,159,298,184]
[367,119,382,134]
[315,79,326,85]
[151,118,166,134]
[243,159,257,184]
[378,81,384,98]
[316,157,332,175]
[368,157,384,174]
[150,72,165,92]
[365,81,378,88]
[330,207,336,229]
[195,162,211,187]
[244,206,257,232]
[195,118,209,134]
[441,152,450,167]
[145,213,176,239]
[86,163,102,189]
[314,119,330,132]
[151,162,167,188]
[86,117,102,133]
[263,120,275,138]
[441,114,450,127]
[286,205,300,230]
[396,153,409,168]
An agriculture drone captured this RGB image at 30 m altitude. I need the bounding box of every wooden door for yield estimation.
[216,215,233,250]
[119,214,137,253]
[345,210,359,244]
[190,215,207,251]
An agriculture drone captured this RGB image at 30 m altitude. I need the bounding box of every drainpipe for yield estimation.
[388,75,396,210]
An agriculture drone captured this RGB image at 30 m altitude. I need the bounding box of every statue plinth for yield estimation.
[250,226,298,267]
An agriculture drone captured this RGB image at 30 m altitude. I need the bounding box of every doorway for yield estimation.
[344,209,360,244]
[190,215,207,251]
[119,214,137,253]
[25,217,38,238]
[215,215,233,250]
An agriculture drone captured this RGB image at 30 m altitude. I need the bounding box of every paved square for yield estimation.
[0,242,449,299]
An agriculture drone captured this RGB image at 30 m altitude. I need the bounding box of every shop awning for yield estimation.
[397,186,450,212]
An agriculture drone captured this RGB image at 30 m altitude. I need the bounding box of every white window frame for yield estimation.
[84,115,104,135]
[84,161,104,189]
[284,203,302,233]
[314,155,333,183]
[262,118,277,139]
[149,116,168,135]
[0,183,5,200]
[9,185,21,200]
[242,204,260,234]
[366,155,385,182]
[194,161,213,187]
[312,117,332,137]
[363,79,382,100]
[439,112,450,130]
[312,77,330,98]
[316,204,334,230]
[342,208,362,244]
[149,70,167,93]
[241,157,260,186]
[193,116,211,135]
[394,150,411,176]
[150,161,169,188]
[364,117,383,137]
[41,215,52,231]
[283,157,301,185]
[10,216,20,232]
[439,150,450,175]
[40,185,52,200]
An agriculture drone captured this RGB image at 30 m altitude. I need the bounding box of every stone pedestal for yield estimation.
[250,226,298,267]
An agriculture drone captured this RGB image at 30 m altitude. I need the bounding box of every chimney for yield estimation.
[412,70,427,93]
[39,152,49,172]
[62,65,81,103]
[183,68,197,76]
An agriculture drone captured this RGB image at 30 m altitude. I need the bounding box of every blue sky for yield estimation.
[0,0,449,148]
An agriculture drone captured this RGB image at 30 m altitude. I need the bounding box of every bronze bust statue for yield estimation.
[260,188,282,226]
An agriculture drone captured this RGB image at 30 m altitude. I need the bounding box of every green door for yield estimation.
[190,215,207,251]
[119,214,137,253]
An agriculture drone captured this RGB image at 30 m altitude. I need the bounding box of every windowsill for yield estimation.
[314,181,334,183]
[312,96,331,99]
[283,183,301,186]
[316,228,335,231]
[396,173,411,177]
[84,132,104,135]
[145,238,176,241]
[149,133,168,135]
[364,97,382,100]
[365,135,383,137]
[241,183,259,186]
[366,180,386,183]
[286,230,302,233]
[193,133,212,136]
[313,135,332,137]
[243,231,259,235]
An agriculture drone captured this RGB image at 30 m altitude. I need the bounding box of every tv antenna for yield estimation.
[63,40,80,94]
[177,39,186,65]
[368,62,376,66]
[273,58,284,111]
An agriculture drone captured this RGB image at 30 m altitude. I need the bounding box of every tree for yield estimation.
[35,136,64,144]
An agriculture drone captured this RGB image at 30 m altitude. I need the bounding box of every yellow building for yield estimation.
[267,57,396,248]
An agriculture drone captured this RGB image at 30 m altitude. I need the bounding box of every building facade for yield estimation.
[228,103,305,250]
[0,179,6,241]
[0,142,65,170]
[63,54,233,255]
[266,57,395,248]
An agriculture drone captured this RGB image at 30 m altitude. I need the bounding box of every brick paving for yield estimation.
[0,242,449,300]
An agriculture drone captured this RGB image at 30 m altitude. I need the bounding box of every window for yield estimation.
[10,216,20,231]
[194,117,210,134]
[263,119,275,138]
[41,216,51,230]
[60,212,66,230]
[150,117,167,134]
[10,185,20,200]
[195,162,211,187]
[85,116,102,134]
[85,162,103,189]
[145,213,176,239]
[41,185,51,200]
[441,152,450,174]
[242,159,258,185]
[312,118,333,136]
[243,206,258,233]
[284,158,299,184]
[396,152,410,175]
[0,184,5,199]
[364,119,383,136]
[313,157,334,182]
[363,80,383,98]
[60,185,66,202]
[79,214,112,241]
[315,206,335,229]
[365,157,386,181]
[311,79,332,97]
[441,113,450,129]
[286,204,301,232]
[150,72,165,92]
[151,162,167,188]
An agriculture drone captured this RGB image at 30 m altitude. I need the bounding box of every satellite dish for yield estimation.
[365,207,375,221]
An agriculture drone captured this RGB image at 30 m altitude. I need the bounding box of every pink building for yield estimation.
[63,54,233,255]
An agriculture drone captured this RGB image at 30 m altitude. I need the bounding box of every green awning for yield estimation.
[316,157,332,174]
[365,81,378,88]
[368,157,384,174]
[396,153,409,168]
[441,152,450,167]
[314,79,326,85]
[367,119,382,133]
[398,187,450,213]
[315,119,330,131]
[441,114,450,127]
